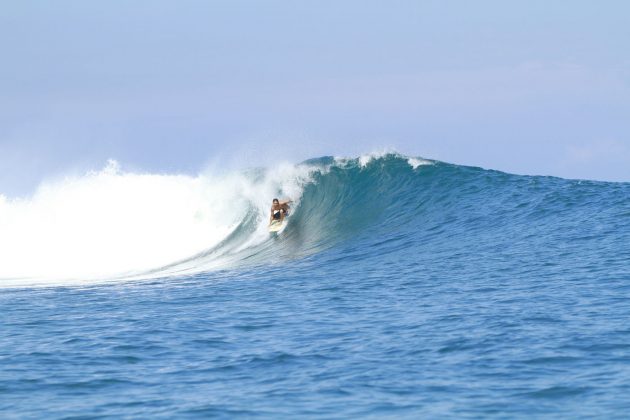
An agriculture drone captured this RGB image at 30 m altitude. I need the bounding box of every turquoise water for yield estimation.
[2,155,629,418]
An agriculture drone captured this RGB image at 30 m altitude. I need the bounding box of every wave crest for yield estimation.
[1,153,439,287]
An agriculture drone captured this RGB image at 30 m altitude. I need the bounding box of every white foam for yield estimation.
[335,150,431,170]
[407,157,432,169]
[332,149,392,169]
[0,160,318,286]
[358,149,393,167]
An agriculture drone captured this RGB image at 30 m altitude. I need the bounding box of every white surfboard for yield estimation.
[268,219,286,233]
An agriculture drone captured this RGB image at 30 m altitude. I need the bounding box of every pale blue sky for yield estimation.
[1,0,629,195]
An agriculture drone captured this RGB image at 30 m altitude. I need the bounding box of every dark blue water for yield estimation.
[2,155,629,418]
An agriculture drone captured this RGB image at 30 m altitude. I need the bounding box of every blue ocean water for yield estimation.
[2,154,629,418]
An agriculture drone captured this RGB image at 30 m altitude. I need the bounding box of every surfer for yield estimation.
[269,198,291,226]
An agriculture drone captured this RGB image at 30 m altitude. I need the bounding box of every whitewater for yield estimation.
[2,153,629,418]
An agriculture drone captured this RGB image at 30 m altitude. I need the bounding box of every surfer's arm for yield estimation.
[280,200,292,213]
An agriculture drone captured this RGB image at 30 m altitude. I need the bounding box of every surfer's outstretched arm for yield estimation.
[279,200,292,214]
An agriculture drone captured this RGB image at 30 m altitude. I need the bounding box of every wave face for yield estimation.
[0,153,628,287]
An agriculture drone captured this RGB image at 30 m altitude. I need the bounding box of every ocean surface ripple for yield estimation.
[2,154,629,418]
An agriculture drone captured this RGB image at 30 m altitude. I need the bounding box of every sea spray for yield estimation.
[0,159,319,284]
